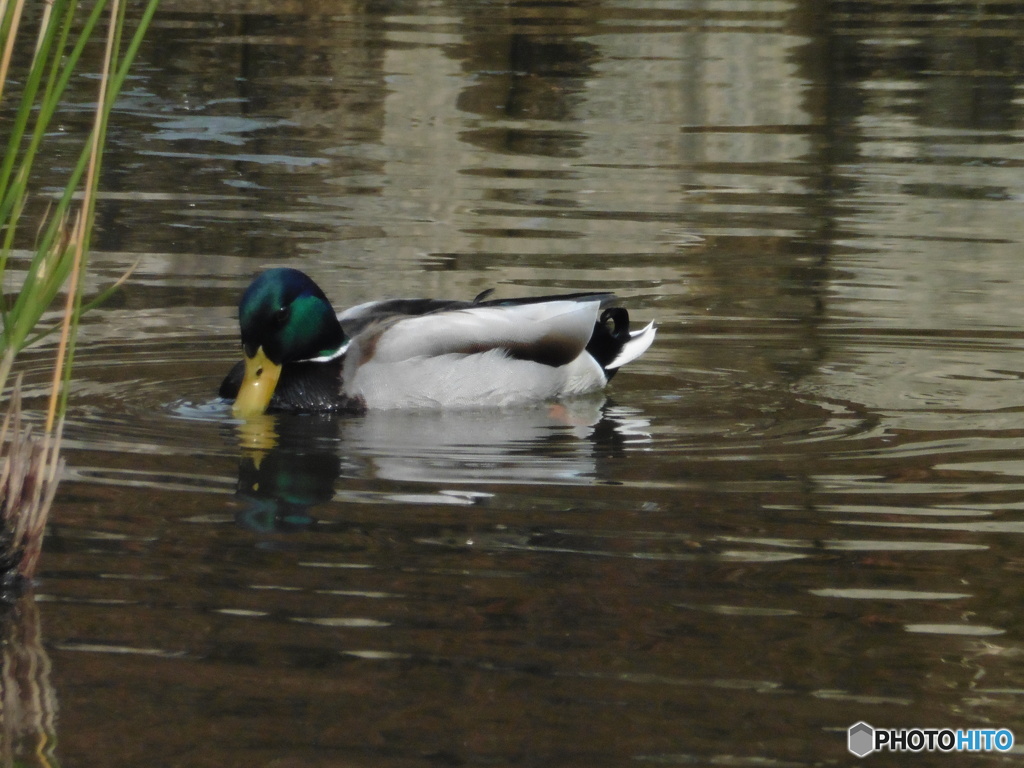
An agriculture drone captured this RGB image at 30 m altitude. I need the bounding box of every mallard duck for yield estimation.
[220,268,656,417]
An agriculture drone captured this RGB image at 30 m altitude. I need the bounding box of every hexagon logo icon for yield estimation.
[848,722,875,757]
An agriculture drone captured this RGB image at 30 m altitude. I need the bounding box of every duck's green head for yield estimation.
[232,268,346,417]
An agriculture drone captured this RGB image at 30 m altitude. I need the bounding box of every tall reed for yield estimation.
[0,0,159,581]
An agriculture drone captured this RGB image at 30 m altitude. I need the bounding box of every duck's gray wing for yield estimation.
[360,299,605,368]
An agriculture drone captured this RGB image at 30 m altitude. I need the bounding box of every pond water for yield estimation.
[5,0,1024,765]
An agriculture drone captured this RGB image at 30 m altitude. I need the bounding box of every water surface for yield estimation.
[5,0,1024,765]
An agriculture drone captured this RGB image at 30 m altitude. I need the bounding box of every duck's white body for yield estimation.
[346,348,605,409]
[337,298,656,410]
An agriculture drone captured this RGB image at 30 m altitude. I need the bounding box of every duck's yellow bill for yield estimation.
[232,347,282,418]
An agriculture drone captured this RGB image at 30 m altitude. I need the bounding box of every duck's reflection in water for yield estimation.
[234,413,344,532]
[233,398,652,531]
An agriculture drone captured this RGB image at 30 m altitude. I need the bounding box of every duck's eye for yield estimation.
[273,306,290,326]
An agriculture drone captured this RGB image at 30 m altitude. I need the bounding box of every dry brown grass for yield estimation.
[0,380,61,587]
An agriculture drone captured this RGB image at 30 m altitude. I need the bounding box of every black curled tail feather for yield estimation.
[586,307,631,380]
